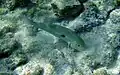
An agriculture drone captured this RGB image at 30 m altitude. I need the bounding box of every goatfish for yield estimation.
[24,17,85,51]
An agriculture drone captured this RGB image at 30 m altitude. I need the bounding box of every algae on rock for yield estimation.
[93,68,109,75]
[0,0,32,10]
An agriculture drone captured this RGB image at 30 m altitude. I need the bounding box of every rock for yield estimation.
[26,0,55,23]
[0,39,24,71]
[89,0,116,17]
[116,0,120,6]
[15,65,44,75]
[0,0,120,75]
[0,8,9,15]
[7,51,28,70]
[93,68,108,75]
[0,0,16,10]
[0,0,33,10]
[44,64,54,75]
[0,38,22,59]
[51,3,84,20]
[109,9,120,24]
[51,0,84,20]
[72,72,83,75]
[0,23,17,37]
[87,9,120,71]
[0,20,21,58]
[52,0,80,9]
[14,60,54,75]
[78,0,88,3]
[69,1,105,33]
[31,67,44,75]
[0,51,27,71]
[102,9,120,49]
[0,71,14,75]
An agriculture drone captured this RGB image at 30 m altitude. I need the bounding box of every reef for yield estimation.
[0,0,120,75]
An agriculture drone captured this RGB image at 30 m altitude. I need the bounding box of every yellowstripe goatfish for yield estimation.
[24,17,85,51]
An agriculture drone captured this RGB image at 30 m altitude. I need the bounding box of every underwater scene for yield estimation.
[0,0,120,75]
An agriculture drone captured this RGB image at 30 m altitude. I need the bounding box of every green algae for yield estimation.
[0,8,8,15]
[116,0,120,6]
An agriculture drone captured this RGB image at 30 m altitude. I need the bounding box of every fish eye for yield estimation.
[61,34,65,37]
[77,44,80,47]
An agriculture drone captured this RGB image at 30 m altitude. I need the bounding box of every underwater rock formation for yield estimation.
[78,0,88,3]
[116,0,120,6]
[69,1,105,33]
[93,67,108,75]
[51,2,84,20]
[0,0,120,75]
[0,0,33,10]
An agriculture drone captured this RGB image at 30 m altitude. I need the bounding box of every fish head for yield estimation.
[70,41,85,51]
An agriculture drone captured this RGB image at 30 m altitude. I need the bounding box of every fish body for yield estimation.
[47,24,85,50]
[25,18,85,51]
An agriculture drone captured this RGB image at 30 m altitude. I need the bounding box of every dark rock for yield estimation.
[0,0,15,10]
[31,67,44,75]
[51,3,84,20]
[0,0,33,10]
[78,0,88,3]
[91,0,116,18]
[116,0,120,6]
[0,24,17,37]
[7,51,28,70]
[13,0,34,10]
[0,38,22,59]
[73,2,105,33]
[15,0,32,7]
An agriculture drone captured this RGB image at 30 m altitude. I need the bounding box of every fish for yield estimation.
[23,17,85,51]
